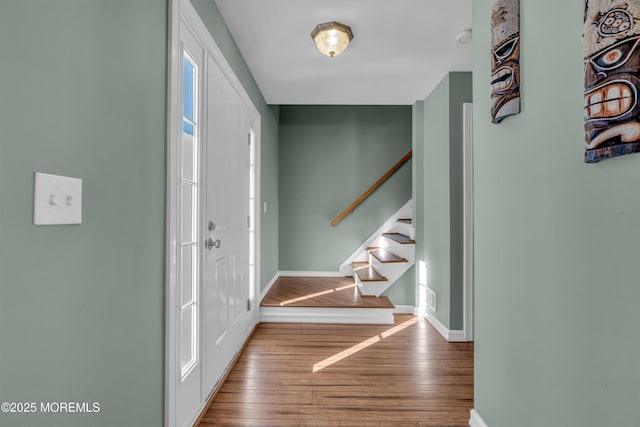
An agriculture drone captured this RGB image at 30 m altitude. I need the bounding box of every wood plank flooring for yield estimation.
[197,314,474,426]
[261,276,394,308]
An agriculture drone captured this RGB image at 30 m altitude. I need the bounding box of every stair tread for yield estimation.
[382,232,416,244]
[352,262,388,282]
[397,218,412,224]
[367,247,408,263]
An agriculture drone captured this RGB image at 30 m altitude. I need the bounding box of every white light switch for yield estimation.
[34,173,82,225]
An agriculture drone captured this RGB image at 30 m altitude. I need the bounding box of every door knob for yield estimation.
[207,238,221,250]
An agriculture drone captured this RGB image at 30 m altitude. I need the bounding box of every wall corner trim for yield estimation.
[424,312,468,342]
[469,409,489,427]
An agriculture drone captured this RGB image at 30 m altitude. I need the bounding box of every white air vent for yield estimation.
[426,287,436,312]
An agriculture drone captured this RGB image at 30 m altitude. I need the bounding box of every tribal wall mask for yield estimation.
[584,1,640,162]
[491,0,520,124]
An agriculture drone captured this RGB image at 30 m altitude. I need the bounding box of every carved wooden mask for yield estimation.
[584,1,640,162]
[491,0,520,124]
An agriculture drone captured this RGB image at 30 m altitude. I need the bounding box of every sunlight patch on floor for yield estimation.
[312,316,418,373]
[279,283,357,306]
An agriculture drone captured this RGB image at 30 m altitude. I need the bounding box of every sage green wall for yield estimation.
[448,73,473,329]
[278,105,414,305]
[414,72,472,330]
[473,1,640,426]
[0,1,166,426]
[191,0,280,290]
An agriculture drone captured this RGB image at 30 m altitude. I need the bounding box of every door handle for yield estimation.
[207,238,221,250]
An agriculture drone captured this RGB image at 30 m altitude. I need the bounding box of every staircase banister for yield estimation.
[331,150,412,226]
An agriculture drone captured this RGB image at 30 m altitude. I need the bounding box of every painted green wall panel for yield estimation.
[190,0,280,289]
[418,75,452,328]
[473,0,640,425]
[0,1,166,426]
[381,267,416,306]
[414,72,472,330]
[278,106,412,273]
[448,72,473,330]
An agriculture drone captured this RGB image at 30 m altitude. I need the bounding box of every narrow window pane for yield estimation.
[181,245,194,306]
[181,130,195,181]
[249,165,255,197]
[182,121,194,136]
[181,183,194,244]
[249,231,255,266]
[249,198,255,230]
[183,58,194,122]
[180,305,195,370]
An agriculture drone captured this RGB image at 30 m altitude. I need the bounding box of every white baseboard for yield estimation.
[469,409,488,427]
[448,330,467,342]
[259,272,280,302]
[424,312,467,342]
[260,306,394,324]
[279,271,343,277]
[392,305,415,314]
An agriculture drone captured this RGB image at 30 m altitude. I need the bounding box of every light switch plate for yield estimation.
[34,173,82,225]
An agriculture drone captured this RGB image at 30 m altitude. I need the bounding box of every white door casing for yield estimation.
[462,103,474,342]
[174,22,204,427]
[166,1,261,426]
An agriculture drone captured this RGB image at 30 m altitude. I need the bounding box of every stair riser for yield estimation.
[384,222,413,236]
[361,264,413,296]
[261,307,394,324]
[369,243,414,260]
[358,281,396,298]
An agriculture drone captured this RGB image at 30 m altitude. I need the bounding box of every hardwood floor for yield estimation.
[197,314,474,426]
[260,276,394,308]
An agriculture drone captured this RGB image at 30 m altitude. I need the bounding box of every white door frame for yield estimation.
[165,1,261,425]
[462,103,474,342]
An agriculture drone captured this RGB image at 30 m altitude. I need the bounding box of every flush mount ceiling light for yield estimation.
[310,21,353,57]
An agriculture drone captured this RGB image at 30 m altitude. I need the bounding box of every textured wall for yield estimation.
[473,0,640,425]
[0,1,167,425]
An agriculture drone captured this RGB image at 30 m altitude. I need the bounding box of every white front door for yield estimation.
[202,54,255,394]
[168,4,260,426]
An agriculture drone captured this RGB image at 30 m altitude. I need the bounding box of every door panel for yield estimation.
[215,256,229,343]
[203,53,254,395]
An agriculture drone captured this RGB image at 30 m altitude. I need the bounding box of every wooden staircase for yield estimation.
[259,202,415,325]
[341,200,416,297]
[259,148,414,325]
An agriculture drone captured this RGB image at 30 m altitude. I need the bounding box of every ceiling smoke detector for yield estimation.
[456,29,473,44]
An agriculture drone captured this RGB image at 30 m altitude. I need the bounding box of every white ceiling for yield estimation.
[214,0,473,105]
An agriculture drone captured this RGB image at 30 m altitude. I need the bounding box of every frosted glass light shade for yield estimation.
[311,21,353,57]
